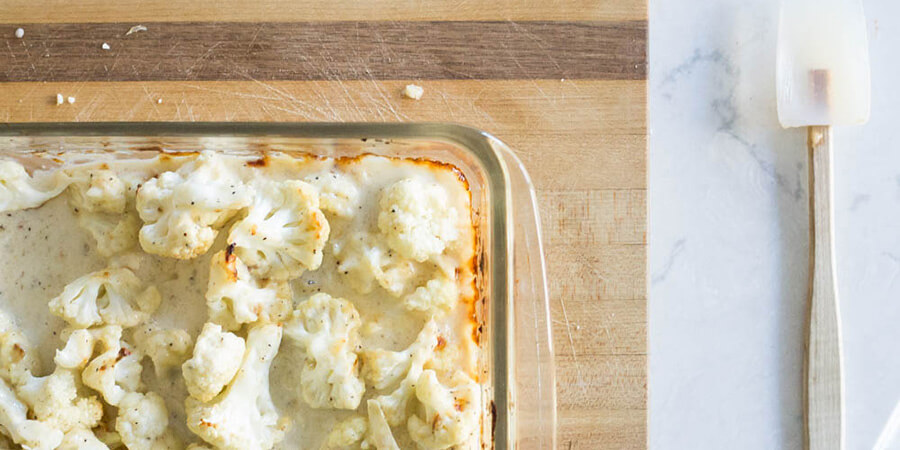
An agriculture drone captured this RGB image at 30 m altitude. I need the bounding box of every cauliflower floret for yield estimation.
[75,211,142,257]
[304,171,360,218]
[55,329,95,369]
[0,159,69,213]
[360,348,408,393]
[424,337,473,382]
[407,370,480,449]
[17,368,103,435]
[363,320,438,427]
[67,168,142,257]
[68,169,127,214]
[49,268,161,329]
[0,311,38,385]
[136,151,252,259]
[333,232,417,296]
[82,326,143,406]
[187,444,213,450]
[186,323,288,450]
[206,248,292,331]
[0,378,63,450]
[377,178,459,262]
[58,427,109,449]
[322,415,367,449]
[182,323,245,403]
[116,391,180,450]
[132,326,193,377]
[284,293,364,410]
[227,180,329,280]
[361,320,438,391]
[403,276,459,315]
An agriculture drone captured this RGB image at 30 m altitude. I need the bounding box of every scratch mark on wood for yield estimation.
[247,24,263,55]
[142,84,161,117]
[558,293,582,381]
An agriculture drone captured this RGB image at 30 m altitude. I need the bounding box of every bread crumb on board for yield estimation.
[402,84,424,100]
[55,94,76,105]
[102,43,110,50]
[14,28,24,39]
[125,25,147,36]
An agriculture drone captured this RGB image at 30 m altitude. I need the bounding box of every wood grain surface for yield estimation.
[806,126,845,450]
[0,1,647,448]
[0,0,645,23]
[1,22,646,82]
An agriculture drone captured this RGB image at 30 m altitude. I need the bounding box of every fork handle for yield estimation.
[806,125,844,450]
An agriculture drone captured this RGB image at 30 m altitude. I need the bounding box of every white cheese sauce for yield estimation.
[0,151,479,449]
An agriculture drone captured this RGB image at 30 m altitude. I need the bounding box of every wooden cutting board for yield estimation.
[0,1,647,447]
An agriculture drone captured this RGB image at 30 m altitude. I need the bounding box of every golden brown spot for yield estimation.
[435,336,447,351]
[199,419,217,429]
[224,245,239,282]
[164,149,197,156]
[489,401,497,439]
[135,145,165,153]
[334,153,371,166]
[116,347,131,362]
[408,157,470,191]
[10,344,24,362]
[432,414,442,432]
[246,155,270,167]
[99,163,110,170]
[332,153,469,194]
[250,225,258,236]
[472,323,483,344]
[454,396,468,412]
[465,252,482,345]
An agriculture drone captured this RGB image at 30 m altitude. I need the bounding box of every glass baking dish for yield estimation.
[0,122,556,449]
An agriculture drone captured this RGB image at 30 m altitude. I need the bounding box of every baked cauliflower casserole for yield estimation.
[0,150,482,450]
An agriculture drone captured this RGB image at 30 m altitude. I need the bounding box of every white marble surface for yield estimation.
[649,1,900,448]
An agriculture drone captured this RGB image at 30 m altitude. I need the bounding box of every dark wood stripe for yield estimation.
[0,21,646,82]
